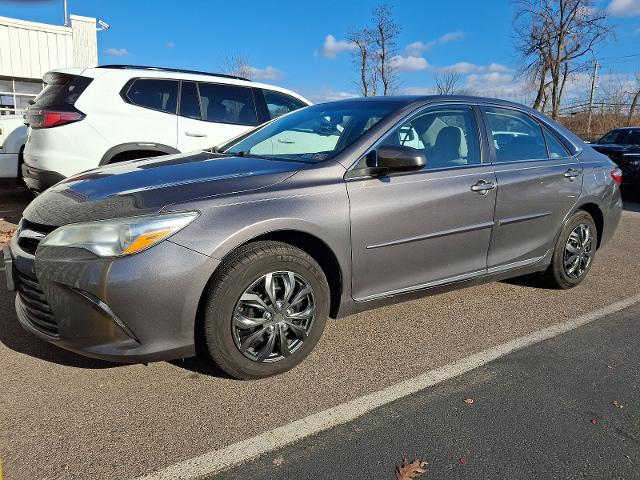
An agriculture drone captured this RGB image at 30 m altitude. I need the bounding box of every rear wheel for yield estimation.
[544,210,597,289]
[200,241,330,380]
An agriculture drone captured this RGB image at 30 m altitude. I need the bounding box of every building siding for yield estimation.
[0,15,97,80]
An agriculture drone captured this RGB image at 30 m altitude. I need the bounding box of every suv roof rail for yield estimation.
[96,65,250,81]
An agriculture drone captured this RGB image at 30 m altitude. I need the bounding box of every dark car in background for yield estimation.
[591,128,640,194]
[5,96,623,380]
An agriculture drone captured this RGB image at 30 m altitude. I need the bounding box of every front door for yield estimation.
[480,106,583,271]
[348,104,497,301]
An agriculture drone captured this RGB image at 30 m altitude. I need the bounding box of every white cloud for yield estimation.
[608,0,640,16]
[404,30,466,55]
[105,48,129,57]
[308,89,359,103]
[442,62,478,74]
[390,55,430,72]
[400,86,437,95]
[166,41,176,48]
[441,62,509,74]
[247,65,284,81]
[439,31,466,43]
[405,41,427,56]
[318,34,356,58]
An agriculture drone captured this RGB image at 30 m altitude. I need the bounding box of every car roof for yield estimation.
[321,94,534,110]
[47,65,311,105]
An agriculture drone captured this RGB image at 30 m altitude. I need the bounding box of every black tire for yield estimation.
[544,210,597,289]
[200,241,330,380]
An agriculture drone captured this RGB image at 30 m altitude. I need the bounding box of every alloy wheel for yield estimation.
[232,271,315,363]
[563,223,594,279]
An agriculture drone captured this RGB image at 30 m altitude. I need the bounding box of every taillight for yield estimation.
[26,109,84,129]
[611,167,622,185]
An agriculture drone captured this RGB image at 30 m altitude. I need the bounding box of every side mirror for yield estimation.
[366,145,426,174]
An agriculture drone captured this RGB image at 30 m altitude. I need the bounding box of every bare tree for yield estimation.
[371,3,400,95]
[435,71,462,95]
[219,52,253,79]
[513,0,611,119]
[348,28,377,96]
[628,73,640,126]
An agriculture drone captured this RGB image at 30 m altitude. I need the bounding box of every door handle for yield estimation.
[277,137,295,144]
[564,168,581,179]
[185,131,207,138]
[470,180,496,195]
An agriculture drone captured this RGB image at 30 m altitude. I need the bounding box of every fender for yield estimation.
[99,142,180,166]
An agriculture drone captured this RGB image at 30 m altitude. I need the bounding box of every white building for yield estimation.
[0,14,98,115]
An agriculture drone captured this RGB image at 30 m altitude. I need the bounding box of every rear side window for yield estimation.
[263,90,307,120]
[179,81,201,119]
[125,79,178,114]
[197,82,257,126]
[483,107,548,162]
[31,73,92,109]
[543,127,570,158]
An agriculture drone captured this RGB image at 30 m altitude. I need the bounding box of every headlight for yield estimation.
[40,211,198,257]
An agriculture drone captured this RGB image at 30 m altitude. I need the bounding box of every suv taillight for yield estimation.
[611,167,623,185]
[26,109,85,129]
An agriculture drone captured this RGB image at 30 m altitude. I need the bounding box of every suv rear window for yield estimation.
[197,82,258,126]
[31,73,92,109]
[125,79,178,114]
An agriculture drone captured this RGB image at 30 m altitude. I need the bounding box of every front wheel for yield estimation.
[200,241,330,380]
[544,210,597,289]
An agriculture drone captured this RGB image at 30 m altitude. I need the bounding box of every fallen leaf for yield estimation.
[272,456,284,466]
[613,401,624,409]
[0,229,15,246]
[463,398,474,404]
[459,457,467,465]
[395,458,428,480]
[591,419,599,425]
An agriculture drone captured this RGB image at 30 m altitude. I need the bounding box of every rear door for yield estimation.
[177,81,259,152]
[481,105,582,271]
[347,104,498,301]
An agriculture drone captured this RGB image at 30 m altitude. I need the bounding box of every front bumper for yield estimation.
[8,230,219,363]
[21,163,66,192]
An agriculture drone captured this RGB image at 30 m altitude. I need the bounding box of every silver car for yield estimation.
[6,96,623,379]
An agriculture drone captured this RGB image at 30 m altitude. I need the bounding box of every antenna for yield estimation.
[63,0,69,27]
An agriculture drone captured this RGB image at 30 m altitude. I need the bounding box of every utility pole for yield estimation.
[586,60,598,140]
[63,0,69,27]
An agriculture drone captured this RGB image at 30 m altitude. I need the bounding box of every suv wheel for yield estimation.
[544,210,597,289]
[201,241,330,380]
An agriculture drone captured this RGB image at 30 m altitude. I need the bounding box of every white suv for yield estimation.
[22,65,311,191]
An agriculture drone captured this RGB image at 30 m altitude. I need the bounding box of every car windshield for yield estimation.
[223,101,403,162]
[598,129,640,145]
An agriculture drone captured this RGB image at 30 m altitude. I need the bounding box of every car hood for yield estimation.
[23,151,305,226]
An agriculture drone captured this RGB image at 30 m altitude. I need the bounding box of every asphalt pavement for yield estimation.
[213,302,640,480]
[0,188,639,480]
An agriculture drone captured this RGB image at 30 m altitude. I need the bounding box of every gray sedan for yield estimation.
[6,96,623,379]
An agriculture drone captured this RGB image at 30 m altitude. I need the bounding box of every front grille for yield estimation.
[15,270,59,336]
[17,220,57,255]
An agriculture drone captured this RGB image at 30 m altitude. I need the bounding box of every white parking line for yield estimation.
[135,293,640,480]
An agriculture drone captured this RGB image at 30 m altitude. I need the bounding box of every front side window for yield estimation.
[484,107,548,162]
[264,90,307,120]
[224,101,402,163]
[126,79,178,114]
[198,83,257,126]
[379,105,481,169]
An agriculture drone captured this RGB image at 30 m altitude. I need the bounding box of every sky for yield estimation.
[1,0,640,104]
